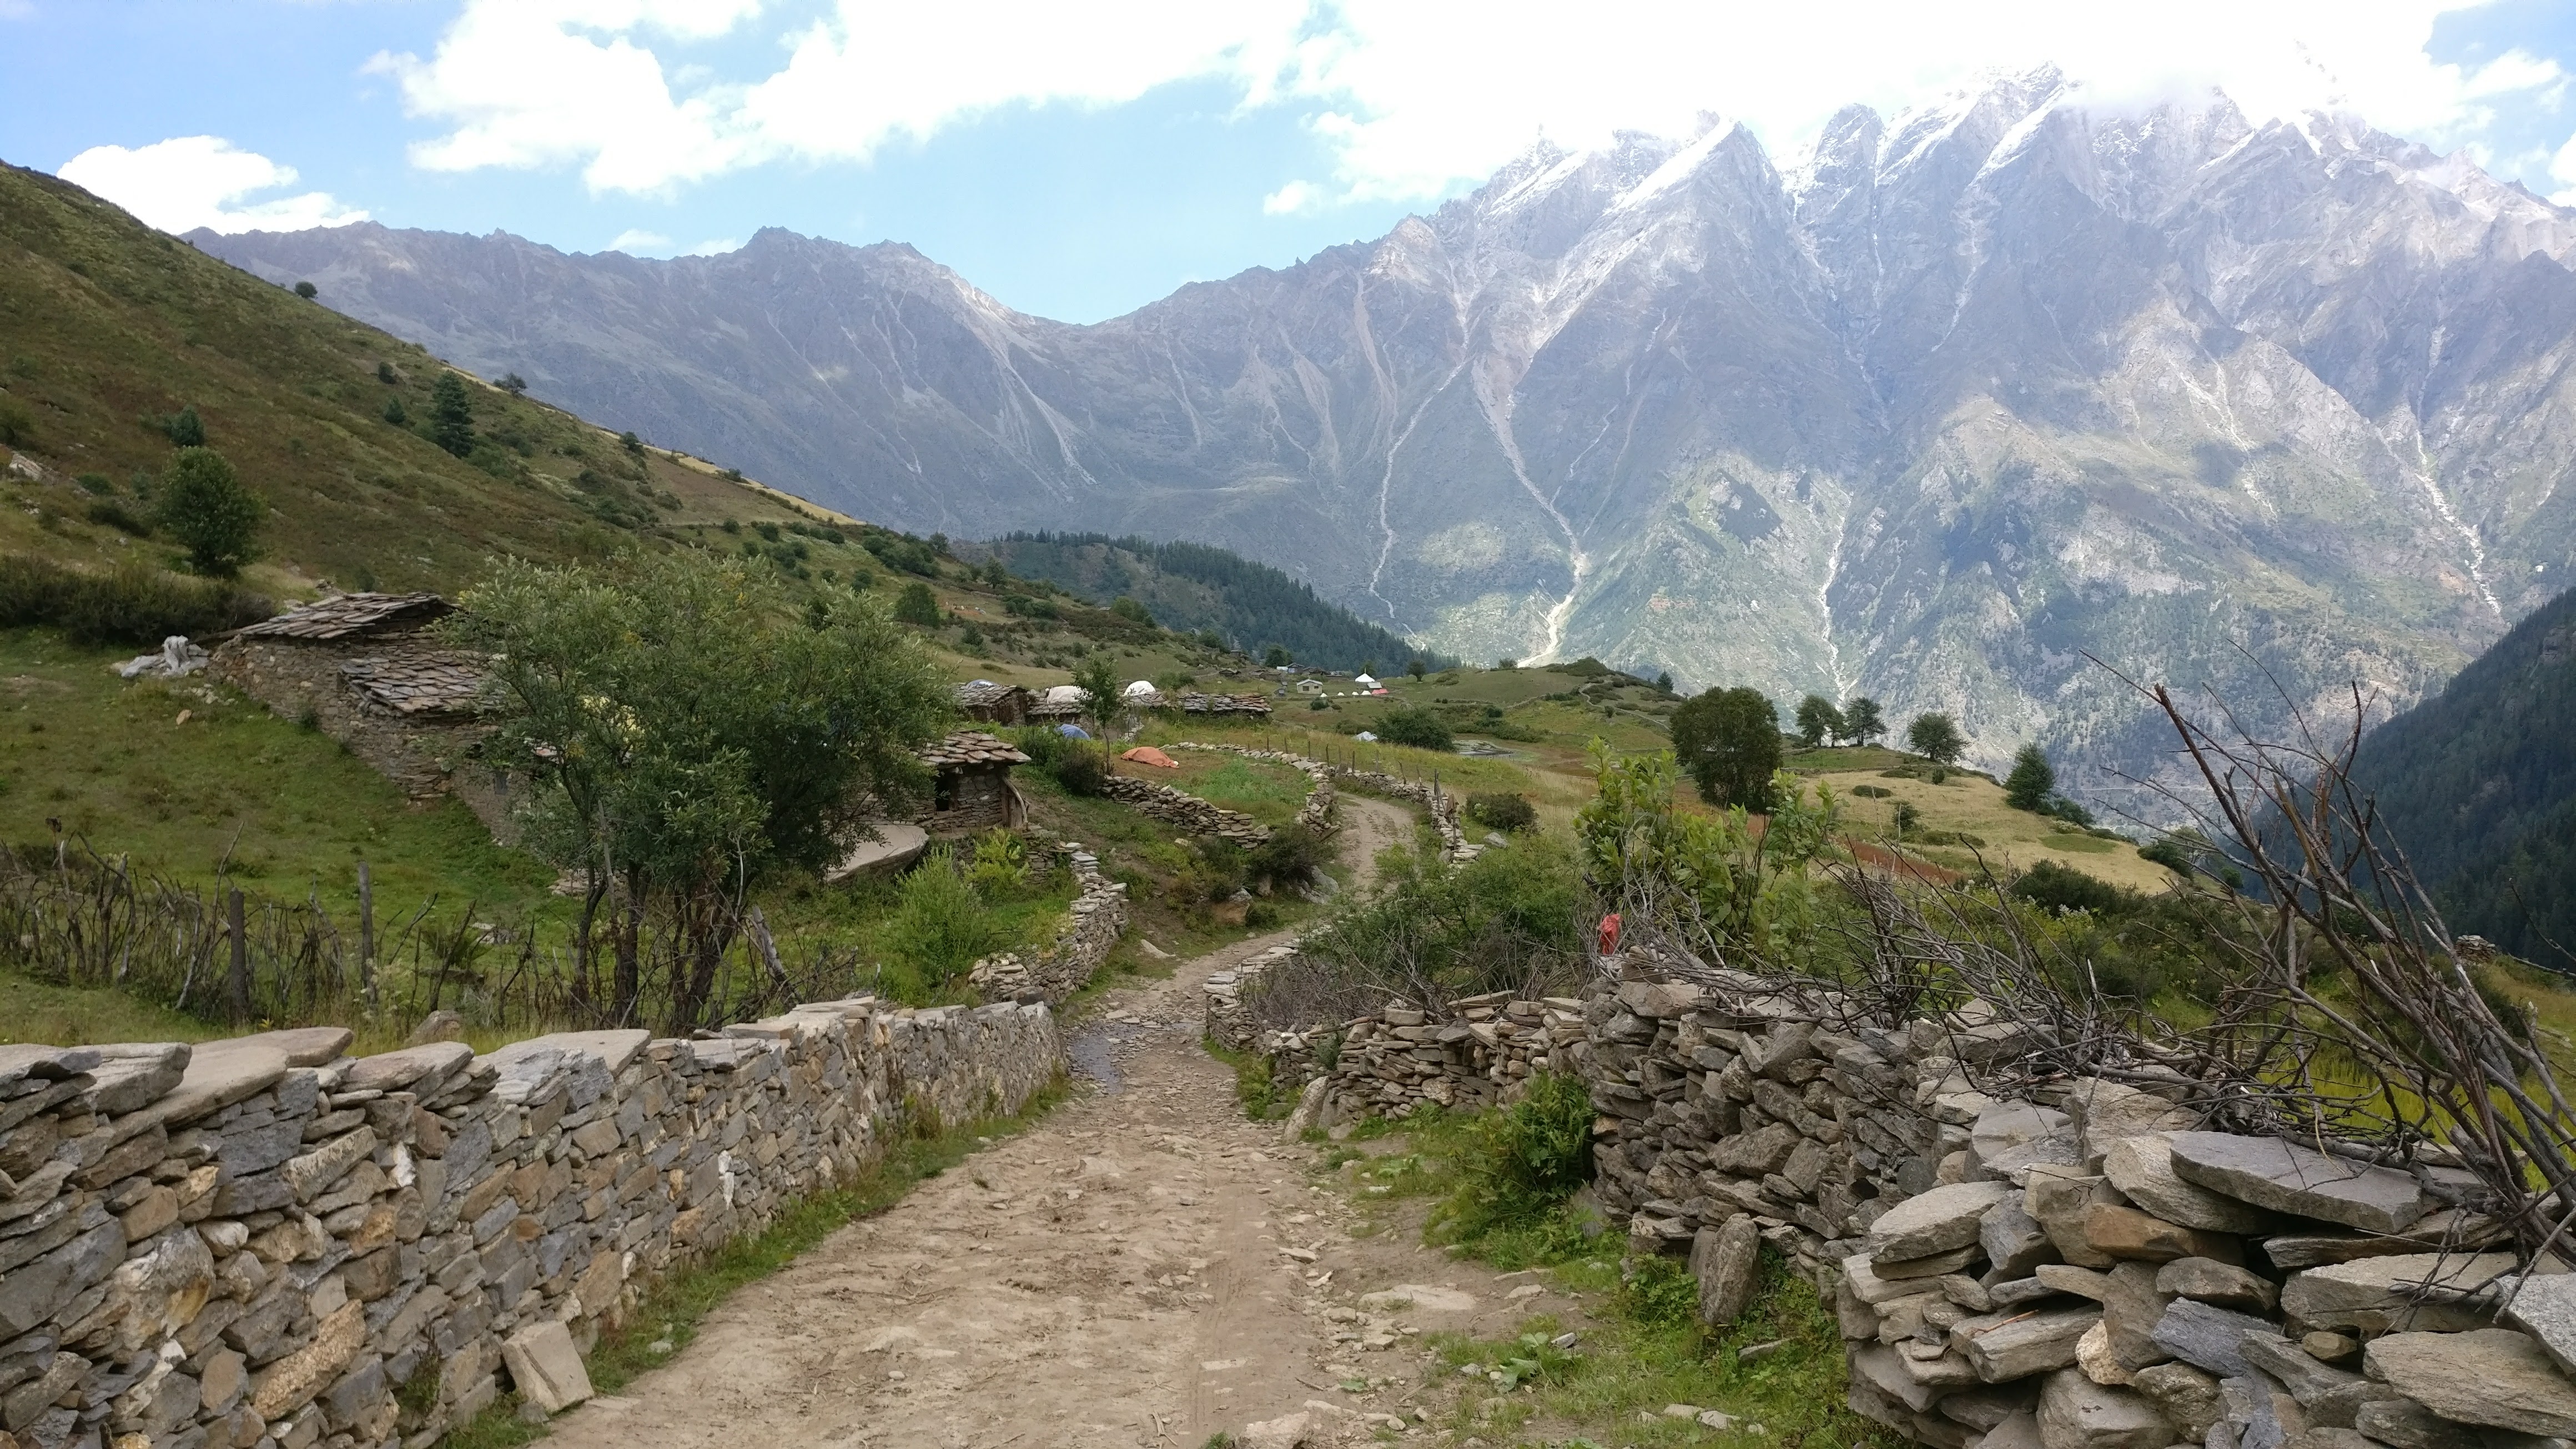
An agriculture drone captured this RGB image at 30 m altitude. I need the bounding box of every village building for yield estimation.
[208,592,512,832]
[953,680,1031,725]
[1028,683,1087,722]
[915,729,1032,834]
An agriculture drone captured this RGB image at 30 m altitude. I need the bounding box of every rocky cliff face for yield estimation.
[197,72,2576,809]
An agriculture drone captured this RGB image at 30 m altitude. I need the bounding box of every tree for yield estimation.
[1794,694,1845,749]
[161,405,205,447]
[449,551,948,1030]
[497,372,528,396]
[892,581,940,625]
[155,447,261,576]
[980,557,1008,587]
[1263,645,1292,668]
[428,372,475,457]
[1669,686,1782,811]
[1073,655,1122,744]
[381,396,406,426]
[1406,658,1428,680]
[1654,671,1674,694]
[2004,744,2055,811]
[1907,712,1967,765]
[1376,706,1453,752]
[293,280,317,299]
[1110,595,1154,625]
[1842,696,1885,746]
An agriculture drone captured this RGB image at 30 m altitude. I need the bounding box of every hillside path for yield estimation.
[542,796,1543,1448]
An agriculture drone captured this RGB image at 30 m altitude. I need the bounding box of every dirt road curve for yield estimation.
[546,797,1540,1448]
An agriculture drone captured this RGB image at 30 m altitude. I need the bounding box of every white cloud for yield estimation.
[2552,128,2576,204]
[607,227,671,252]
[1261,179,1322,215]
[677,237,739,255]
[378,1,2566,208]
[57,136,368,234]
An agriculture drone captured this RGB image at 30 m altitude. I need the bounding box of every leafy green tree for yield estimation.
[1073,655,1122,745]
[1794,694,1845,749]
[293,280,317,299]
[1406,657,1428,680]
[1109,595,1153,625]
[1669,686,1782,811]
[1842,696,1885,746]
[428,372,475,457]
[1574,745,1840,965]
[497,371,528,395]
[1907,711,1967,764]
[449,551,948,1029]
[892,580,940,625]
[154,447,261,576]
[1375,706,1453,752]
[2004,744,2055,811]
[980,556,1009,587]
[1263,645,1292,667]
[1654,671,1674,693]
[381,396,406,426]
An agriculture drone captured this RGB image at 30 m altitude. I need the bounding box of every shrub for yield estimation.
[84,499,151,536]
[963,829,1029,899]
[2044,794,2096,828]
[376,360,399,385]
[2010,859,2141,917]
[882,852,1007,991]
[1247,823,1329,889]
[74,472,112,496]
[1373,705,1453,752]
[381,396,406,426]
[0,554,270,644]
[1307,697,1329,711]
[497,372,528,395]
[2004,744,2055,811]
[428,373,475,457]
[155,405,205,447]
[1109,595,1153,625]
[0,396,36,447]
[154,447,261,576]
[293,280,318,299]
[892,581,940,625]
[1466,792,1537,833]
[1052,747,1105,797]
[1430,1073,1594,1242]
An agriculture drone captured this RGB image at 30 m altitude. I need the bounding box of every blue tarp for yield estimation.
[1058,724,1092,739]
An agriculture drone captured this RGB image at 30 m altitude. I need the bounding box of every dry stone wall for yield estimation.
[1096,776,1270,846]
[1165,742,1474,862]
[1209,957,2576,1449]
[967,839,1129,1004]
[0,997,1061,1449]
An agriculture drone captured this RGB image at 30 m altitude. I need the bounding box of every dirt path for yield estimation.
[546,795,1531,1449]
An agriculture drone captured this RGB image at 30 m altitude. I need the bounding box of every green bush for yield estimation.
[84,499,152,536]
[892,581,940,626]
[0,396,36,447]
[1431,1072,1594,1243]
[1374,705,1453,751]
[882,852,1008,991]
[0,554,271,645]
[1247,822,1329,889]
[1052,747,1105,797]
[2010,859,2141,917]
[1466,792,1537,833]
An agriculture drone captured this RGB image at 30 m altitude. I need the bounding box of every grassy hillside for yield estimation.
[980,531,1451,672]
[2348,584,2576,964]
[0,160,833,602]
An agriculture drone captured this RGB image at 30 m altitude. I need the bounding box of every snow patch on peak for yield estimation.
[1612,118,1738,212]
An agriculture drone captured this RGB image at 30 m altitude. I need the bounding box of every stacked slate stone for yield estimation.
[1163,744,1339,838]
[967,841,1130,1003]
[0,997,1062,1449]
[1096,777,1270,846]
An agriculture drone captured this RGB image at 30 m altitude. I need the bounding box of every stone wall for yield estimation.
[208,641,511,836]
[967,840,1130,1004]
[1096,776,1270,846]
[1208,959,2576,1449]
[1163,743,1476,862]
[0,997,1063,1449]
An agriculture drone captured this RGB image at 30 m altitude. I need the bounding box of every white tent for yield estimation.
[1352,672,1378,687]
[1121,678,1159,699]
[1040,684,1085,705]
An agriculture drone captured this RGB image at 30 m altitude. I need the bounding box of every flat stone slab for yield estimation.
[2278,1251,2514,1332]
[2505,1273,2576,1378]
[341,1040,475,1093]
[2103,1135,2277,1234]
[1956,1304,2102,1383]
[2165,1133,2426,1233]
[145,1039,288,1125]
[1869,1179,2014,1261]
[230,1025,353,1067]
[2039,1367,2171,1449]
[501,1320,594,1414]
[2364,1329,2576,1438]
[2150,1298,2277,1377]
[519,1030,653,1075]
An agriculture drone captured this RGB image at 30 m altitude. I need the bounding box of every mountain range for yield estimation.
[195,70,2576,810]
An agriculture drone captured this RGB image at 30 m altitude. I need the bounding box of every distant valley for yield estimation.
[197,70,2576,811]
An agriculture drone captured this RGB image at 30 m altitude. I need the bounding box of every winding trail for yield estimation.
[543,797,1531,1449]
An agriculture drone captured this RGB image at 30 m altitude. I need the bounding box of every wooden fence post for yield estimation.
[227,887,249,1023]
[357,861,376,1013]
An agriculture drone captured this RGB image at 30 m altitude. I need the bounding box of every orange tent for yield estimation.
[1120,746,1179,769]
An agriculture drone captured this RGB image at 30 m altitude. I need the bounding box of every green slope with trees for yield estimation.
[980,531,1449,672]
[2347,585,2576,966]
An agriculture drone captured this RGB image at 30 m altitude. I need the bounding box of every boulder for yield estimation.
[1692,1215,1762,1327]
[500,1320,594,1415]
[2065,1080,2196,1159]
[1975,1101,2072,1168]
[2235,1332,2396,1429]
[2149,1299,2277,1378]
[2503,1272,2576,1378]
[2220,1372,2304,1449]
[2102,1135,2277,1234]
[1873,1181,2016,1261]
[2034,1264,2171,1375]
[2155,1257,2276,1314]
[2363,1329,2576,1439]
[2278,1252,2514,1333]
[403,1009,465,1046]
[1853,1343,1948,1412]
[2039,1368,2172,1449]
[2349,1398,2484,1449]
[1956,1305,2103,1382]
[2029,1167,2117,1269]
[2164,1134,2426,1235]
[1985,1410,2046,1449]
[2083,1204,2241,1264]
[1985,1192,2060,1277]
[2130,1362,2223,1440]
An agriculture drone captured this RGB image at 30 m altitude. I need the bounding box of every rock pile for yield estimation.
[1164,743,1338,838]
[0,997,1061,1448]
[1097,776,1271,846]
[968,841,1129,1003]
[1217,956,2576,1449]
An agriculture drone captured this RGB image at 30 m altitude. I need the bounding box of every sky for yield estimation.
[6,1,2575,324]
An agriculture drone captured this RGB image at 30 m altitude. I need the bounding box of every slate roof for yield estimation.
[339,651,488,717]
[1173,691,1272,716]
[917,730,1032,769]
[954,681,1029,711]
[235,592,451,641]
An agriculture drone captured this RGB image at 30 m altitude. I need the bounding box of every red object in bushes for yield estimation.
[1597,913,1622,955]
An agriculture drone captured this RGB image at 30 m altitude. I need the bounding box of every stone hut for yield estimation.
[918,730,1032,834]
[953,680,1032,726]
[209,592,510,831]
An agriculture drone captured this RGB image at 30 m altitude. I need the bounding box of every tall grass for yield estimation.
[0,554,270,645]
